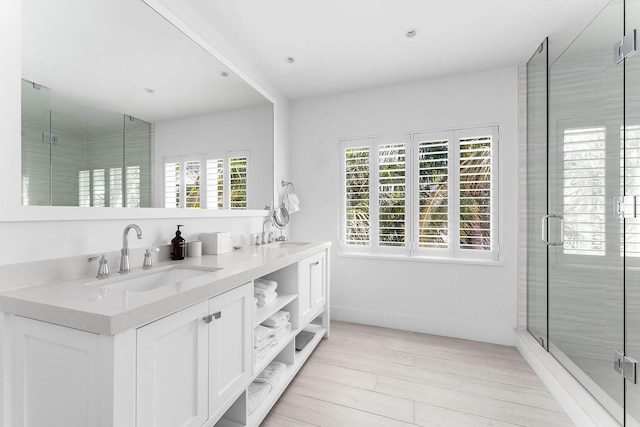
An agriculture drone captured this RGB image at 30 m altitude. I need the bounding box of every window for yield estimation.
[562,127,606,256]
[341,126,499,261]
[164,151,249,209]
[78,167,142,208]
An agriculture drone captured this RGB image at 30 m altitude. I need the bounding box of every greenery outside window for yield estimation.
[340,126,499,261]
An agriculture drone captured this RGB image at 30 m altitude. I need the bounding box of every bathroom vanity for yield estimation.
[0,241,330,427]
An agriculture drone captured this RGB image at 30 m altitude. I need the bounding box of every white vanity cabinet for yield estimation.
[1,242,330,427]
[298,251,327,325]
[136,301,209,427]
[13,316,105,427]
[136,283,252,427]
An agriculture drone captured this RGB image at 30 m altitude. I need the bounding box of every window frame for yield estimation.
[340,125,500,262]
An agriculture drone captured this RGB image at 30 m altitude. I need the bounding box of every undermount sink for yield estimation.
[272,241,310,248]
[87,265,221,293]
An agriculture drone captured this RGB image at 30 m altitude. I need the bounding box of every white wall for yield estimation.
[0,0,288,268]
[289,67,520,345]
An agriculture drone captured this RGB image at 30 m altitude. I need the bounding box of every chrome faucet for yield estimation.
[119,224,143,273]
[262,218,273,244]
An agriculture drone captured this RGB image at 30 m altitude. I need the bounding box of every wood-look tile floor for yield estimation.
[261,321,573,427]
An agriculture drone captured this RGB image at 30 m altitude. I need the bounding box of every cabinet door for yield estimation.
[137,301,209,427]
[208,283,252,419]
[14,316,102,427]
[299,252,326,324]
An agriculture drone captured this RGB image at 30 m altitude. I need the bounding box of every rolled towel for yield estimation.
[254,362,287,388]
[255,289,277,307]
[254,325,276,347]
[247,381,271,414]
[254,278,278,292]
[261,310,290,328]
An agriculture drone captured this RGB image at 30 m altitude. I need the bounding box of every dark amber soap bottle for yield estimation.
[171,224,186,260]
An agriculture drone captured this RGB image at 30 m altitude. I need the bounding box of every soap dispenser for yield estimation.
[171,225,186,260]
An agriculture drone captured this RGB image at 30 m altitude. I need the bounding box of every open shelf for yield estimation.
[252,293,296,327]
[254,327,298,374]
[247,325,326,426]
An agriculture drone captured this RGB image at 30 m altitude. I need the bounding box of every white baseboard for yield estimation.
[514,328,619,427]
[330,305,515,346]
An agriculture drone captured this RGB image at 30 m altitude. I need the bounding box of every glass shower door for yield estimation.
[547,0,625,422]
[527,39,549,349]
[624,0,640,423]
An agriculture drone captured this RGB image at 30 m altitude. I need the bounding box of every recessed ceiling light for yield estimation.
[143,87,154,93]
[405,28,418,38]
[284,56,295,64]
[219,71,229,77]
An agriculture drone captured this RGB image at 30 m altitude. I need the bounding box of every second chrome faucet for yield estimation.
[119,224,143,273]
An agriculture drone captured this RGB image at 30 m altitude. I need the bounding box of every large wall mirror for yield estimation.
[21,0,274,211]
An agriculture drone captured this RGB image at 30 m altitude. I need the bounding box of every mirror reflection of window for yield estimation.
[164,151,249,210]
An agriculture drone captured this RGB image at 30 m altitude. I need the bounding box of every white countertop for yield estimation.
[0,241,330,335]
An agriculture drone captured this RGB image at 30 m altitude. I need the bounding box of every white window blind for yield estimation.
[344,144,370,246]
[109,167,123,208]
[164,161,180,208]
[164,151,249,210]
[562,127,606,256]
[126,166,141,208]
[185,160,201,209]
[206,158,224,209]
[230,156,247,210]
[622,125,640,257]
[459,134,493,251]
[93,169,105,207]
[417,136,449,250]
[378,143,406,247]
[79,170,90,207]
[341,126,499,261]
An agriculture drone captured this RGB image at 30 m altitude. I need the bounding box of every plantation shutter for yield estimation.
[229,155,248,210]
[378,142,407,248]
[455,127,498,260]
[164,161,180,208]
[562,127,606,256]
[414,132,450,255]
[109,167,123,207]
[342,139,372,251]
[206,158,224,209]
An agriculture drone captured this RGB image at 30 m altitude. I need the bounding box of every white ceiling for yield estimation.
[158,0,611,100]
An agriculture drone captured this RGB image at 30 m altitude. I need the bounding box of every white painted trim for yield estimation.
[514,328,618,427]
[331,305,515,346]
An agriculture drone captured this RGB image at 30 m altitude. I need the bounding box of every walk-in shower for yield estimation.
[526,0,640,423]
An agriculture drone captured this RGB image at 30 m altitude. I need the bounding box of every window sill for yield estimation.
[337,251,503,266]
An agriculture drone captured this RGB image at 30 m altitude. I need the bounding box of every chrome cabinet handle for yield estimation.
[203,312,222,323]
[541,214,564,246]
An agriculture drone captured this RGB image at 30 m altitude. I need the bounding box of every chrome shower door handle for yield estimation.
[541,214,564,246]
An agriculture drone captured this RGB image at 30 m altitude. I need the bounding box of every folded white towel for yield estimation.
[261,310,290,328]
[274,322,291,341]
[254,340,276,363]
[254,325,276,347]
[247,381,271,414]
[254,278,278,292]
[253,296,259,308]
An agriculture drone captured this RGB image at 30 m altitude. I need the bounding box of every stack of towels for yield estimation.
[247,361,287,414]
[262,310,291,343]
[254,325,277,363]
[254,278,278,308]
[253,310,292,364]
